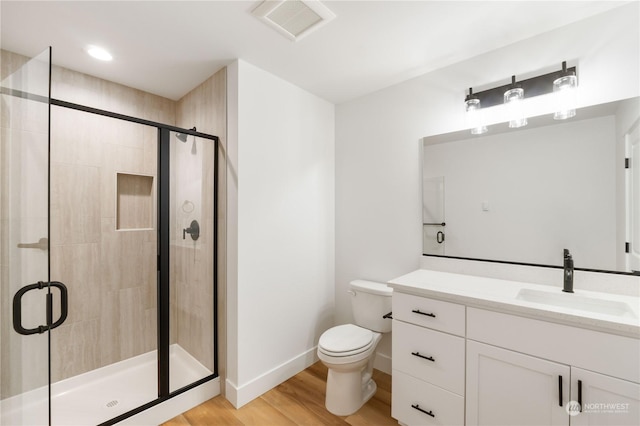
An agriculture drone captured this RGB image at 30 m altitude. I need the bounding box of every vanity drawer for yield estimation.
[393,320,465,395]
[392,369,464,426]
[393,292,465,336]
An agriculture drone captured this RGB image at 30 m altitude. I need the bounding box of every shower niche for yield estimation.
[116,173,154,230]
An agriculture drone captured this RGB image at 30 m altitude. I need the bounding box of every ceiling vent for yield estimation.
[252,0,336,41]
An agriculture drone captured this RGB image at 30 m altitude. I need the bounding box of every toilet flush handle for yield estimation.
[347,290,356,296]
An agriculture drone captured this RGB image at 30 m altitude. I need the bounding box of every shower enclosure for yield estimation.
[1,48,218,425]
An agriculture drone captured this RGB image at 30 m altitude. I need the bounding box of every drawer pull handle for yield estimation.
[411,351,435,362]
[411,309,436,318]
[411,404,435,418]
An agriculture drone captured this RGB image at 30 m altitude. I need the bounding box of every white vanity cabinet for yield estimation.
[389,285,640,426]
[466,307,640,426]
[391,292,465,426]
[466,341,640,426]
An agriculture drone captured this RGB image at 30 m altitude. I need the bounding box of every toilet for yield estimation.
[317,280,392,416]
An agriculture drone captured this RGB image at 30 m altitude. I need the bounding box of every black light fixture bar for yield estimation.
[469,65,576,108]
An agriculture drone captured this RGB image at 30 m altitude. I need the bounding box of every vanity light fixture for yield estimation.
[87,45,113,61]
[464,88,488,135]
[553,61,578,120]
[504,76,527,128]
[464,61,578,130]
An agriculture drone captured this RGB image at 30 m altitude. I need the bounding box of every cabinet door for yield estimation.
[570,367,640,425]
[466,340,570,426]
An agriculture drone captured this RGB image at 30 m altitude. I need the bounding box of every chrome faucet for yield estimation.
[562,249,574,293]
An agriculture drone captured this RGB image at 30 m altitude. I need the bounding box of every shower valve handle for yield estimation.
[183,220,200,241]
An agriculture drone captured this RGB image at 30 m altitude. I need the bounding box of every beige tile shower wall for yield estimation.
[0,49,29,79]
[46,59,174,382]
[174,68,226,375]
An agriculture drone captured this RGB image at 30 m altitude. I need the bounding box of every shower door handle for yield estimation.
[13,281,68,335]
[48,281,69,330]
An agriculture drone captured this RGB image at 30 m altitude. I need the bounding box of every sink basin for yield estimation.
[516,288,637,319]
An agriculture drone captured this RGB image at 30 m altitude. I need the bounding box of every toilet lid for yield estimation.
[319,324,373,354]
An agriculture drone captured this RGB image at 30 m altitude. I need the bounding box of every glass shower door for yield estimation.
[0,48,54,425]
[47,106,158,425]
[168,130,216,392]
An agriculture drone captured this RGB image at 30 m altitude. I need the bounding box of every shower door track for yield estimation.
[2,85,220,425]
[1,87,217,139]
[51,98,217,140]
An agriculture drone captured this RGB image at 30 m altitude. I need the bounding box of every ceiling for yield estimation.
[0,1,629,104]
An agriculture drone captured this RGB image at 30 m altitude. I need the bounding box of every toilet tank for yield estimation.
[350,280,393,333]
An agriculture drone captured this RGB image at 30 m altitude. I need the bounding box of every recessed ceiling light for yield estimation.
[87,46,113,61]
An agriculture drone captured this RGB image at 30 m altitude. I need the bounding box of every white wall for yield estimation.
[226,60,335,407]
[335,3,640,365]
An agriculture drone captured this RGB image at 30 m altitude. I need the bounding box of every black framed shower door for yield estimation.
[51,100,220,426]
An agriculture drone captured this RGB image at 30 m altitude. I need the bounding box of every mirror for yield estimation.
[422,96,640,275]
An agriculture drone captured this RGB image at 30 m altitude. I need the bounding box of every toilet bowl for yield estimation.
[317,280,392,416]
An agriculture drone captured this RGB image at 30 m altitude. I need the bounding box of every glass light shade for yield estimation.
[553,74,577,120]
[465,98,488,135]
[504,87,527,128]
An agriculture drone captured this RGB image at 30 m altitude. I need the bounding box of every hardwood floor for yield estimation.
[162,362,395,426]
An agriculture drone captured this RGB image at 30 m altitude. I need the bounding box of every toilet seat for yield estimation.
[318,324,374,357]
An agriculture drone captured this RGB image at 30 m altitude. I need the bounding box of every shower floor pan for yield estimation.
[1,344,212,426]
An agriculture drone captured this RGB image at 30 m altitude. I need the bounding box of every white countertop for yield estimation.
[388,269,640,338]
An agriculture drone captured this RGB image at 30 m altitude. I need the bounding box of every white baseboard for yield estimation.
[374,352,392,375]
[226,346,319,408]
[120,378,220,425]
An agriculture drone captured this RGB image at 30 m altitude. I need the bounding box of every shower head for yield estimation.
[175,127,196,143]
